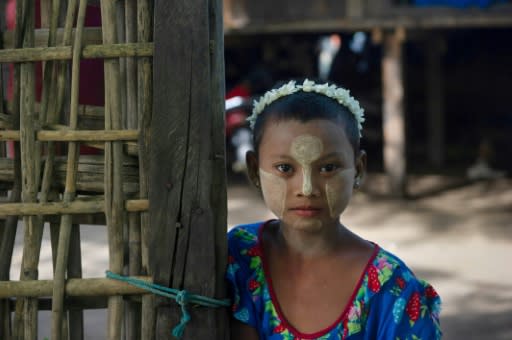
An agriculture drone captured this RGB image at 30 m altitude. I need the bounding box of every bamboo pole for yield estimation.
[16,0,43,337]
[0,43,153,63]
[124,9,141,326]
[100,1,125,338]
[0,277,152,298]
[0,198,148,220]
[138,0,155,338]
[1,129,139,141]
[51,1,87,338]
[0,0,24,337]
[67,224,84,340]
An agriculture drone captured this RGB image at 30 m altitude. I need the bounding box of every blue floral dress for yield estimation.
[226,221,442,340]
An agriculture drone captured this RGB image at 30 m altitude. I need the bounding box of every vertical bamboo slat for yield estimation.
[100,1,125,339]
[67,224,84,340]
[0,1,24,337]
[51,1,87,339]
[17,1,42,338]
[137,0,155,337]
[125,1,141,339]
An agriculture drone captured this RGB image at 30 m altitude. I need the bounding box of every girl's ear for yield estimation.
[246,150,260,187]
[355,150,367,183]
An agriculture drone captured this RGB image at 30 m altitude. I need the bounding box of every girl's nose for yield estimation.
[296,167,320,197]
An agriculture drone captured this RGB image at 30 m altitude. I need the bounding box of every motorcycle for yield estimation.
[225,95,254,174]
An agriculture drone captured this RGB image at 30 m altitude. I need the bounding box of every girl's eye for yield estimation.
[320,164,339,173]
[276,164,293,173]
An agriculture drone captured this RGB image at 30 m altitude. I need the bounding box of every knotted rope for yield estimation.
[106,271,230,338]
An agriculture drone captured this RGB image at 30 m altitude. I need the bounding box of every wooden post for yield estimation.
[426,35,445,168]
[151,0,228,339]
[382,28,407,197]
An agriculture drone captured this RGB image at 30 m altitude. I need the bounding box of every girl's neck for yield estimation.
[276,221,348,259]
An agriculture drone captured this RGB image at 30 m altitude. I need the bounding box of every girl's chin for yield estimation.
[288,218,323,232]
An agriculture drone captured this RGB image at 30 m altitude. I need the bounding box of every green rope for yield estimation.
[106,271,230,339]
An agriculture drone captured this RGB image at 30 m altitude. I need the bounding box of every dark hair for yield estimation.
[252,85,361,158]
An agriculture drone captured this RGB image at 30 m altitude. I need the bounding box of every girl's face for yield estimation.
[247,119,366,232]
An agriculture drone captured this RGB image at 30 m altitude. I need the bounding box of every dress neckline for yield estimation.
[257,220,380,339]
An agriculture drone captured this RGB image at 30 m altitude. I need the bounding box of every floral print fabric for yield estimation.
[226,221,442,339]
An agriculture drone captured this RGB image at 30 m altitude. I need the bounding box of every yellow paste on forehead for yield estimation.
[290,135,323,196]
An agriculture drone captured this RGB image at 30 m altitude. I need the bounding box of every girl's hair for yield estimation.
[252,85,361,158]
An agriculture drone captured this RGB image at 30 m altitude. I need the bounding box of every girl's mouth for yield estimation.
[290,206,322,217]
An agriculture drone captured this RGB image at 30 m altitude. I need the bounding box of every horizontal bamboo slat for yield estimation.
[0,198,148,216]
[0,277,152,298]
[0,129,139,141]
[38,129,139,141]
[0,42,153,63]
[2,27,103,48]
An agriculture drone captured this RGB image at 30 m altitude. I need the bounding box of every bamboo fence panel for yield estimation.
[0,0,228,339]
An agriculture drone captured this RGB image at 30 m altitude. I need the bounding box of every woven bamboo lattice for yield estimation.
[0,0,155,339]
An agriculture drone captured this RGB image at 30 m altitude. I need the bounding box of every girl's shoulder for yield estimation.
[228,221,264,250]
[227,221,267,263]
[361,245,442,338]
[368,245,438,295]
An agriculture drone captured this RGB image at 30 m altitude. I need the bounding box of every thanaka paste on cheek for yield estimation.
[290,135,323,195]
[325,168,356,218]
[259,168,287,219]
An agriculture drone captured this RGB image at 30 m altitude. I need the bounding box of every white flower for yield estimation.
[301,79,315,92]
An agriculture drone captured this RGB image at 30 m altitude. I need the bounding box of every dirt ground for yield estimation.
[9,173,512,339]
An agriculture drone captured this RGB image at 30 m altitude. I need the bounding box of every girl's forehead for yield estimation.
[259,119,352,153]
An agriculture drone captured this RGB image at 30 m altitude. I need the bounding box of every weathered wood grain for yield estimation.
[151,0,227,338]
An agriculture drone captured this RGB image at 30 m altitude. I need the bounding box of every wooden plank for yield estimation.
[151,0,228,339]
[209,0,230,335]
[225,6,512,34]
[382,28,407,197]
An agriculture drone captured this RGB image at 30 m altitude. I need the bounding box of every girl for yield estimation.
[226,79,442,339]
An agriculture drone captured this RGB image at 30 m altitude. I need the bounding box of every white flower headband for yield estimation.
[247,79,365,136]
